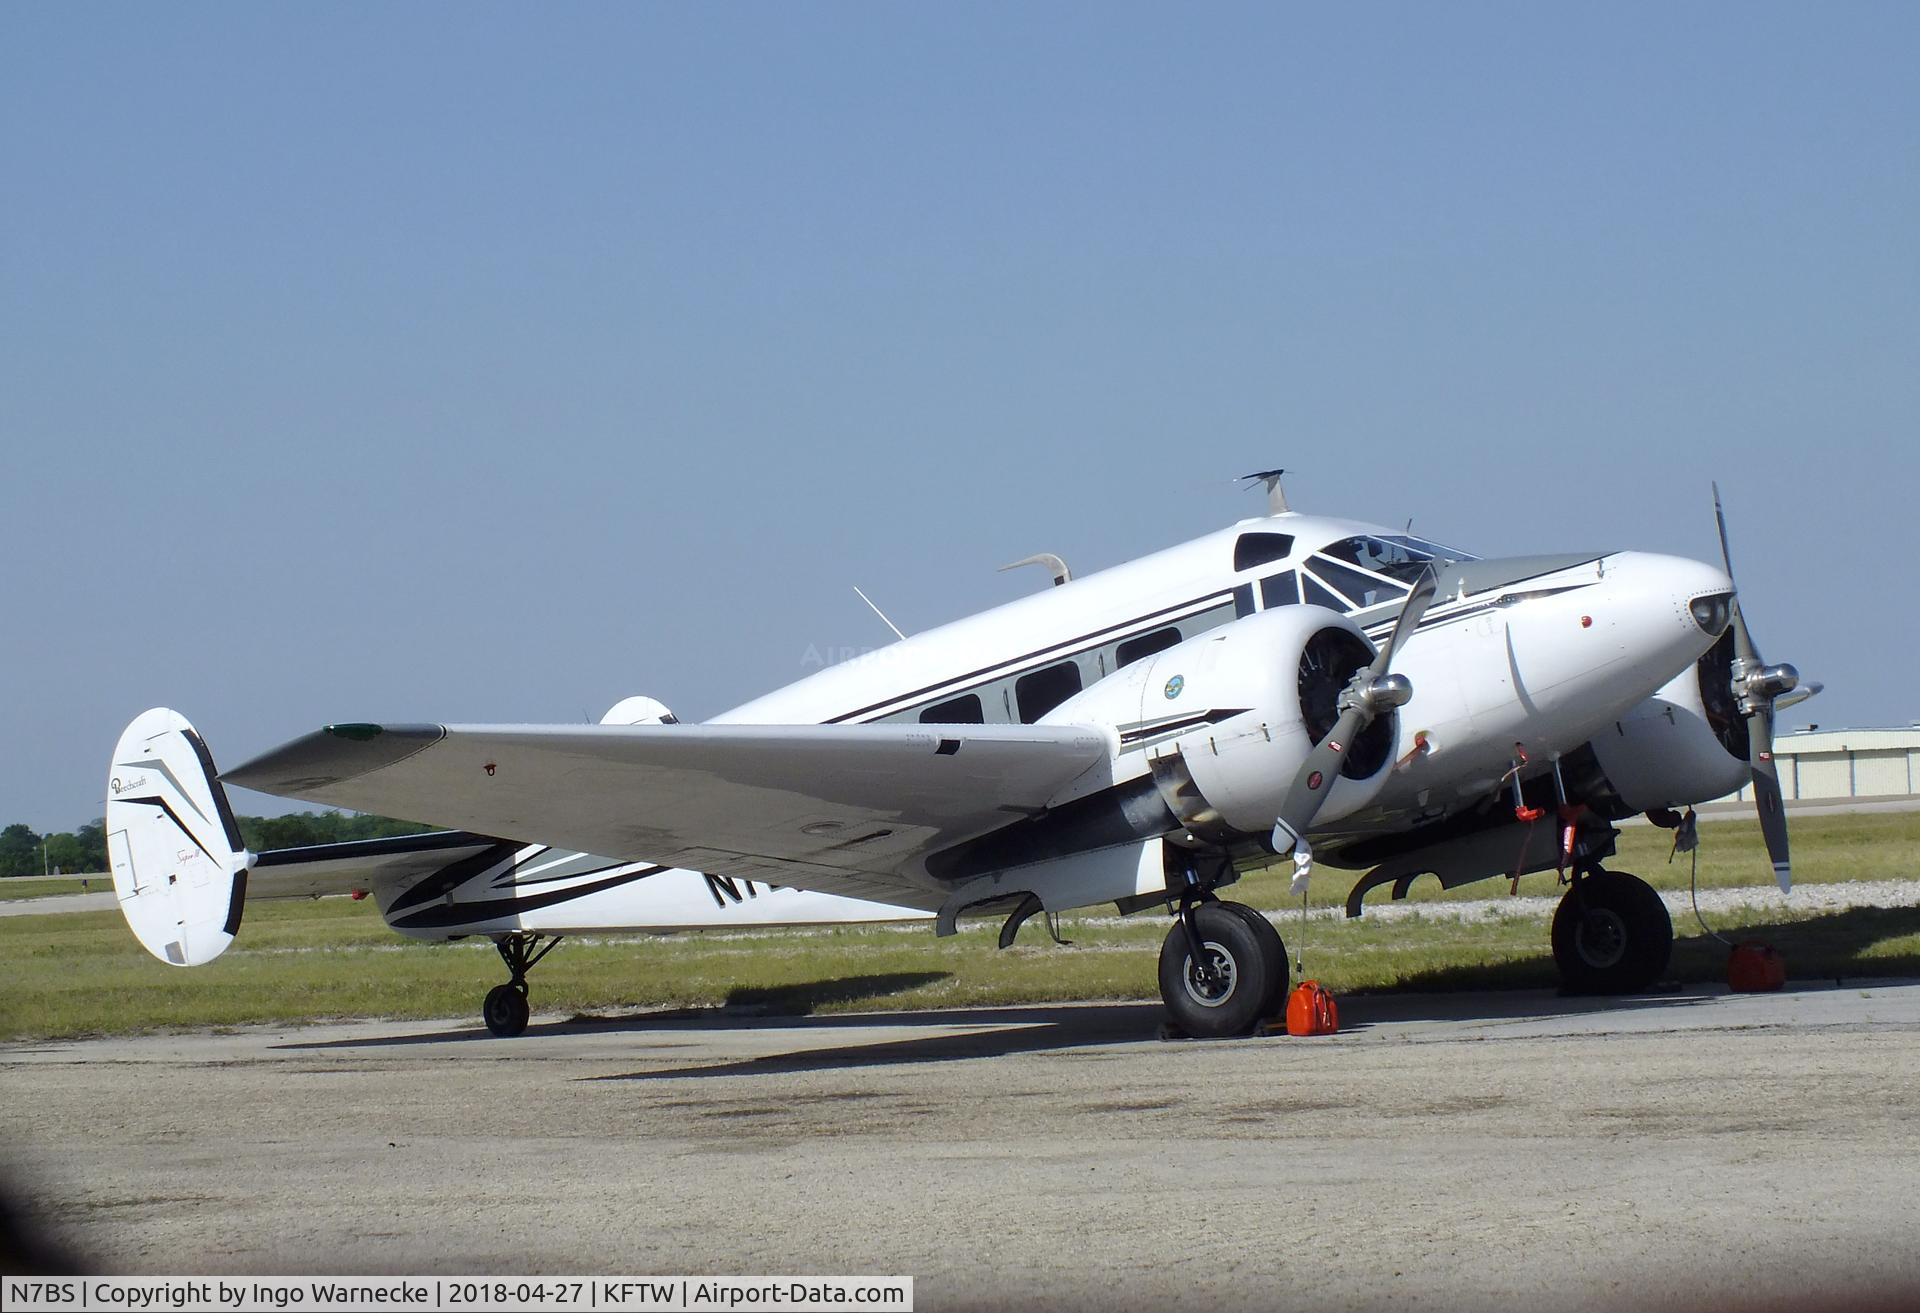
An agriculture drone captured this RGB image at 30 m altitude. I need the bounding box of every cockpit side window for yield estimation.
[1261,571,1300,607]
[1309,555,1407,609]
[1300,571,1349,611]
[1233,532,1295,572]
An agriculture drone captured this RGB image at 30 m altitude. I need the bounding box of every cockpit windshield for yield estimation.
[1382,533,1477,563]
[1321,534,1477,585]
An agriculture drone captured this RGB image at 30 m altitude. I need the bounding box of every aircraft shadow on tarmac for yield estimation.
[272,904,1920,1066]
[577,984,1742,1081]
[1384,903,1920,995]
[272,971,957,1051]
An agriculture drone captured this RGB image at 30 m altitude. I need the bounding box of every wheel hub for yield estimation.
[1575,908,1629,969]
[1182,942,1239,1008]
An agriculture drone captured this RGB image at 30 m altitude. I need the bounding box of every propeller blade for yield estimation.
[1380,567,1441,669]
[1776,681,1822,712]
[1711,481,1736,580]
[1749,703,1792,893]
[1275,701,1373,841]
[1273,568,1439,843]
[1714,485,1792,894]
[1727,595,1762,672]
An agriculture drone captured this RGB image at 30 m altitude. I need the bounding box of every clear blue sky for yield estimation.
[3,3,1914,832]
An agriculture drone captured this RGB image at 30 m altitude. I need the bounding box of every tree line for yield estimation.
[0,812,438,876]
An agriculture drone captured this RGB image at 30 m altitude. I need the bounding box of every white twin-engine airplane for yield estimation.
[106,474,1815,1039]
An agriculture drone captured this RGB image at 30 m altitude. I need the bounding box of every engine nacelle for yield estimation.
[601,696,679,726]
[1043,607,1396,839]
[1586,634,1750,811]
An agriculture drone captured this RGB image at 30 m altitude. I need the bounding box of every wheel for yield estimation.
[483,983,531,1037]
[1158,902,1282,1038]
[1551,871,1672,994]
[1220,901,1289,1021]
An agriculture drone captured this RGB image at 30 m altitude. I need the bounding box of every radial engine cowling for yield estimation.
[1043,607,1398,840]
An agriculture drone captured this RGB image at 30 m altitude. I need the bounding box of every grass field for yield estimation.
[0,876,106,901]
[2,813,1914,1042]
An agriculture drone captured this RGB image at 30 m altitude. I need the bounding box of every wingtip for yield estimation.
[224,724,446,797]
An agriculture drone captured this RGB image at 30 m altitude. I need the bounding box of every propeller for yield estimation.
[1712,483,1802,893]
[1273,567,1440,864]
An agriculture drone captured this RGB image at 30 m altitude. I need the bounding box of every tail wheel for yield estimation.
[1158,902,1282,1038]
[1551,871,1672,994]
[483,983,531,1038]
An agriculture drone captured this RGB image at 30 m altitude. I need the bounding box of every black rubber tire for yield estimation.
[1551,871,1672,994]
[1220,901,1290,1022]
[483,984,531,1038]
[1158,902,1281,1038]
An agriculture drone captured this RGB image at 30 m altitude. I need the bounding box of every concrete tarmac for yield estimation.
[6,983,1920,1311]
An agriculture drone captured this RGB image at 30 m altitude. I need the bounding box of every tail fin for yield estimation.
[107,708,252,966]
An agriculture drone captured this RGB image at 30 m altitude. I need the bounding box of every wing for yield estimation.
[223,722,1116,909]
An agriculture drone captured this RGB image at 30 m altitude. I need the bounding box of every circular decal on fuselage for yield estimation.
[1164,674,1185,700]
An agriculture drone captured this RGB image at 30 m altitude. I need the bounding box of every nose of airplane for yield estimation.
[1599,550,1736,660]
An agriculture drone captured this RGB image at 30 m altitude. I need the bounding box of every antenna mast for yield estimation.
[1240,468,1292,515]
[998,553,1073,587]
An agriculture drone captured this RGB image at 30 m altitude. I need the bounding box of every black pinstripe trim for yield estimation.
[113,796,222,865]
[389,863,669,930]
[386,842,525,913]
[181,728,246,853]
[222,871,248,935]
[489,859,638,890]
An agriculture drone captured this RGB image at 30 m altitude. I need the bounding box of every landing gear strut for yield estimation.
[1157,897,1288,1038]
[1551,869,1671,994]
[483,932,563,1037]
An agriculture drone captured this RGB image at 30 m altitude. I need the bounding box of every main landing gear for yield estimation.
[1157,898,1289,1038]
[1551,869,1671,994]
[483,932,564,1037]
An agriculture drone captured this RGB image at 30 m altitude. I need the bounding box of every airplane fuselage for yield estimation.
[395,509,1735,937]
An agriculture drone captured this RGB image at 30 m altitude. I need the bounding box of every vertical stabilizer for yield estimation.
[107,708,252,966]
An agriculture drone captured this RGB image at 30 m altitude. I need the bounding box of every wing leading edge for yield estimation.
[222,721,1117,908]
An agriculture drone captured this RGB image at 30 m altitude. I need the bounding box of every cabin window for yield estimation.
[1232,532,1295,572]
[1015,661,1084,723]
[1116,626,1183,668]
[919,692,985,724]
[1301,571,1350,611]
[1261,571,1300,607]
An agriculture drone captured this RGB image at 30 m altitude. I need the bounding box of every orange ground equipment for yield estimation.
[1727,940,1787,993]
[1285,980,1340,1036]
